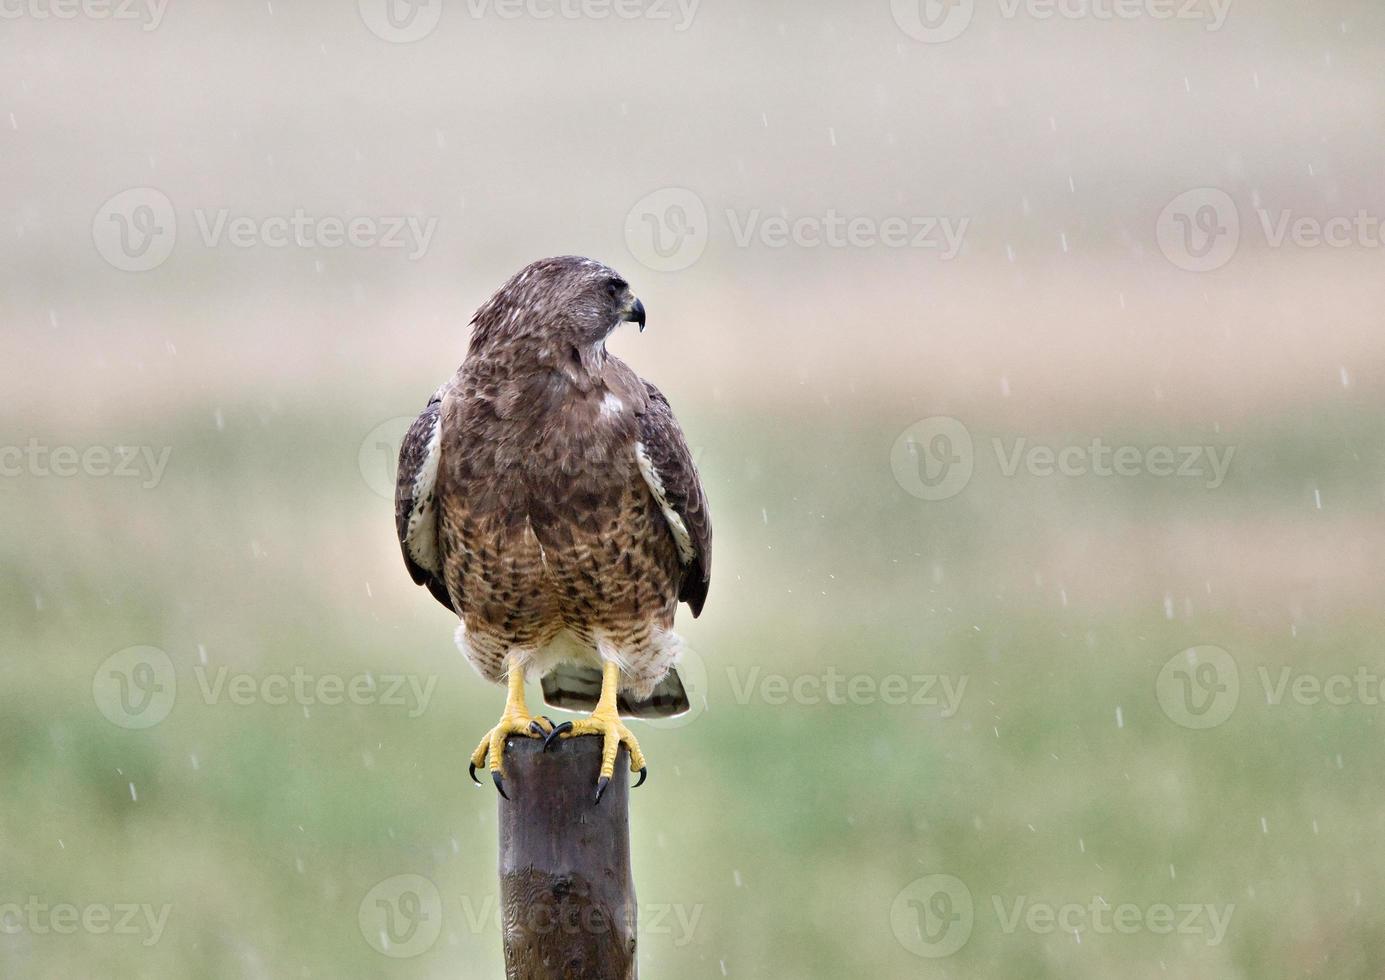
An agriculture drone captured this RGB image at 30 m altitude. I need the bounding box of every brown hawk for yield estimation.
[395,256,711,802]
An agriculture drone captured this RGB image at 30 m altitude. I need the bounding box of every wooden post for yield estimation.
[498,735,638,980]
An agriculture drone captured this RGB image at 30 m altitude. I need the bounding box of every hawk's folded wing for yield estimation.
[635,380,712,617]
[395,390,454,613]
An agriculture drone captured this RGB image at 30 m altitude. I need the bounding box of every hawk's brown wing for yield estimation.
[395,390,454,613]
[636,380,712,617]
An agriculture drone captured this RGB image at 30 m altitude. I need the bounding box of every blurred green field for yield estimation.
[3,393,1383,979]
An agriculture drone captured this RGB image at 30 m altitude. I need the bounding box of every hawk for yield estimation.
[395,256,711,802]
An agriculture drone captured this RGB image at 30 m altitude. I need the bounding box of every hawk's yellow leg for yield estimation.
[468,666,552,799]
[543,660,648,803]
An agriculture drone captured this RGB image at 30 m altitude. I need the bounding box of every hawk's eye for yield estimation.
[606,279,627,299]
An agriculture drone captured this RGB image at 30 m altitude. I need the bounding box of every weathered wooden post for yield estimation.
[497,735,638,979]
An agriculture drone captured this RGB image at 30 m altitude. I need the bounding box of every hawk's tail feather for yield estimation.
[541,664,690,719]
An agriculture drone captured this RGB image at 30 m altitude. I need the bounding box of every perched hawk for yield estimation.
[395,256,711,802]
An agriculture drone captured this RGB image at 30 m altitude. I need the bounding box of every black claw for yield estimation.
[469,762,481,786]
[594,776,611,805]
[492,771,509,800]
[538,715,556,729]
[633,767,648,789]
[543,721,574,751]
[528,720,547,738]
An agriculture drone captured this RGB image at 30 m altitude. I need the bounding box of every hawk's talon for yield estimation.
[634,767,648,789]
[470,719,543,791]
[543,722,574,751]
[469,762,482,786]
[547,700,647,802]
[469,669,548,793]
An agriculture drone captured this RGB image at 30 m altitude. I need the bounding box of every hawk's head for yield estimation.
[469,256,646,361]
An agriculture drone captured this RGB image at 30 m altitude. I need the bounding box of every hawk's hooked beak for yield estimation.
[624,297,647,333]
